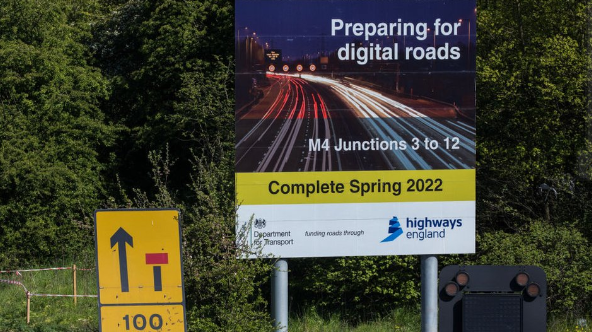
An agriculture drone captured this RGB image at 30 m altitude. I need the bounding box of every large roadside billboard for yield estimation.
[235,0,476,257]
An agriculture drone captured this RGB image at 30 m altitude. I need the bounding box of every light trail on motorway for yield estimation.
[301,73,475,170]
[235,73,475,172]
[236,75,342,172]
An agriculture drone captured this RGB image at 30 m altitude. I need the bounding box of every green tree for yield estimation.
[94,0,234,195]
[444,0,592,317]
[290,256,420,324]
[0,0,117,266]
[477,221,592,315]
[94,1,272,330]
[477,0,591,231]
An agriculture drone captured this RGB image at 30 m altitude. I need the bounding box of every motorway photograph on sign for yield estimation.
[235,0,476,258]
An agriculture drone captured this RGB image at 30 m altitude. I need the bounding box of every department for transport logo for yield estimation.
[381,216,403,242]
[254,218,267,229]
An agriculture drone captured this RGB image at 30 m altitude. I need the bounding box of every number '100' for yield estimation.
[123,314,163,330]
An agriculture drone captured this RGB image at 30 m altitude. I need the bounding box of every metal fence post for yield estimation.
[26,291,31,324]
[73,264,77,306]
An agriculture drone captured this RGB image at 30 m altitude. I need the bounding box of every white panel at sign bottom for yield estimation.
[237,201,475,258]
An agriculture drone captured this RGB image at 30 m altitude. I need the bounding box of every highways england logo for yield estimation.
[381,216,403,242]
[381,216,464,242]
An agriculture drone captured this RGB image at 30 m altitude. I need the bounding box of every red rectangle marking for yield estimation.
[145,253,168,265]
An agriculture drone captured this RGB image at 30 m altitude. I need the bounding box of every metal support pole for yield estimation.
[271,259,288,332]
[421,255,438,332]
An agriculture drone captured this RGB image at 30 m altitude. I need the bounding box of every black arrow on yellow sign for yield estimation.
[110,227,133,292]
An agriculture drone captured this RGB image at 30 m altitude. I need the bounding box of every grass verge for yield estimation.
[289,307,420,332]
[290,307,592,332]
[0,264,97,332]
[1,267,591,332]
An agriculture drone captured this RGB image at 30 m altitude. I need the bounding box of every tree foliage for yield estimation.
[93,0,234,195]
[477,221,592,315]
[290,256,420,323]
[463,0,592,317]
[0,0,116,266]
[477,0,591,231]
[93,1,272,329]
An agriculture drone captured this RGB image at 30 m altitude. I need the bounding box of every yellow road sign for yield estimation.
[100,305,185,331]
[95,209,186,331]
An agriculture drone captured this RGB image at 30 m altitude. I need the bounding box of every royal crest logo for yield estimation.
[254,218,267,229]
[381,216,403,242]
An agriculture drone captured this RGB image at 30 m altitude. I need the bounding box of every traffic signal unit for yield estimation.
[439,265,546,332]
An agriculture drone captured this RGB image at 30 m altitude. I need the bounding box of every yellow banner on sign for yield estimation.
[100,305,185,331]
[236,169,475,205]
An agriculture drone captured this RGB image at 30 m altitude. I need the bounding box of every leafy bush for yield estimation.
[476,221,592,315]
[0,0,116,267]
[290,256,420,323]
